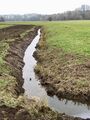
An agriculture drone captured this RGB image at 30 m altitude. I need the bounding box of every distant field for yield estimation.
[0,23,11,28]
[5,20,90,56]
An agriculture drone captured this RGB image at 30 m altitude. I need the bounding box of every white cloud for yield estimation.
[0,0,90,14]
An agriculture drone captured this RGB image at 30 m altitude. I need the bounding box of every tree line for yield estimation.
[1,5,90,22]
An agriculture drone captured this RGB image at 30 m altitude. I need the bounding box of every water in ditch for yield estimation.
[22,29,90,119]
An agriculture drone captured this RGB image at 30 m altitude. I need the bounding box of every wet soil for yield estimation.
[0,105,85,120]
[0,25,37,99]
[5,25,39,96]
[0,25,86,120]
[0,25,34,40]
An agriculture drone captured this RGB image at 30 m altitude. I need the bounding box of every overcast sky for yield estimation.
[0,0,90,15]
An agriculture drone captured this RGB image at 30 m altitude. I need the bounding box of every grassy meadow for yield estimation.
[43,21,90,56]
[9,20,90,56]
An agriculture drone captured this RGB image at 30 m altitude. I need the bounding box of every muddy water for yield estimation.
[22,29,90,119]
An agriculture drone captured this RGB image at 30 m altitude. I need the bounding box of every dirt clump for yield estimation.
[15,109,31,120]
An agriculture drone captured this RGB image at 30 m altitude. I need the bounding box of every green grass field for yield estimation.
[8,21,90,56]
[0,23,11,28]
[43,21,90,56]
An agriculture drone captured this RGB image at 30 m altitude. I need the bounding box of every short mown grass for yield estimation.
[42,21,90,56]
[8,21,90,56]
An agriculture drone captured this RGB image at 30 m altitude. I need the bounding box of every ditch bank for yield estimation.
[34,29,90,104]
[23,29,90,119]
[0,25,86,119]
[5,25,39,96]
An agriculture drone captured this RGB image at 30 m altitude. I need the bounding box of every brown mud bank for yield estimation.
[5,25,40,95]
[34,29,90,104]
[0,25,39,101]
[0,105,84,120]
